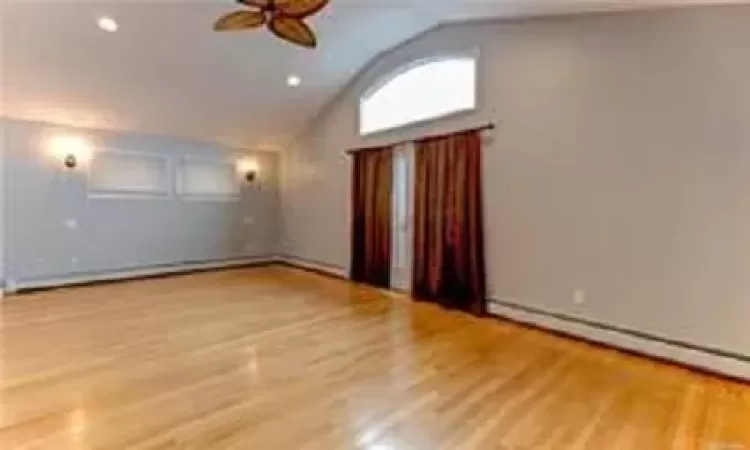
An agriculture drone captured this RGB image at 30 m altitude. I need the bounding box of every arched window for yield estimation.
[359,56,477,136]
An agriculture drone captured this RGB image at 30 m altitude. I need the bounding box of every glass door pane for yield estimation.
[391,143,413,292]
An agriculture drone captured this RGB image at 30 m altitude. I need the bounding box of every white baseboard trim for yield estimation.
[276,255,348,279]
[6,256,275,293]
[488,299,750,381]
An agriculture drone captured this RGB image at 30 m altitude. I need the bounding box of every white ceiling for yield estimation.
[0,0,743,151]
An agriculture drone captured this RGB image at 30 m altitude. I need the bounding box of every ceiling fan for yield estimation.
[214,0,330,49]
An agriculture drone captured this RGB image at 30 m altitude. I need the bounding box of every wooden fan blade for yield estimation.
[275,0,329,18]
[237,0,271,9]
[268,16,317,48]
[214,10,266,31]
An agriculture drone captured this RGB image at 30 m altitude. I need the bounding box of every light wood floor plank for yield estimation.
[0,266,748,449]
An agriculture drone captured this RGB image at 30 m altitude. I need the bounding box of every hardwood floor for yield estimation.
[0,266,748,450]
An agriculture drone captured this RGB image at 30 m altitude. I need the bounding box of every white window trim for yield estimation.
[176,155,242,202]
[358,51,480,137]
[87,148,173,200]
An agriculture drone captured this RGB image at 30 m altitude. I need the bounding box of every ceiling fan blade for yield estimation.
[274,0,330,18]
[237,0,274,10]
[237,0,271,9]
[268,16,317,48]
[214,10,266,31]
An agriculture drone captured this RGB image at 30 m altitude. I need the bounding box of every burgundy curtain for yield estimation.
[413,130,486,315]
[350,147,394,288]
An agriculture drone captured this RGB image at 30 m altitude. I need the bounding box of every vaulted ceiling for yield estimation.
[0,0,742,150]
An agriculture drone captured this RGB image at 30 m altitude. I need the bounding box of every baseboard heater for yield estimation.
[5,256,276,294]
[274,255,348,279]
[488,298,750,382]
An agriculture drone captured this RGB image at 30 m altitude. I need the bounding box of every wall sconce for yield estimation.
[47,134,93,170]
[237,159,259,183]
[64,154,78,169]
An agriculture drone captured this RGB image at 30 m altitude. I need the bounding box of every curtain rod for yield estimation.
[345,122,496,155]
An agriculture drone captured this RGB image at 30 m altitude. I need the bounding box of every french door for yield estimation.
[390,143,414,292]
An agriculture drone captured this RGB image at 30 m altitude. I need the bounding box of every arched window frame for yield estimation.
[358,52,480,136]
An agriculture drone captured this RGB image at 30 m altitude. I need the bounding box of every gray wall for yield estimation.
[1,120,5,287]
[281,6,750,365]
[3,118,279,287]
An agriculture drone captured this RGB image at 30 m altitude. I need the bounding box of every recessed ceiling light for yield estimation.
[287,75,301,87]
[97,16,118,32]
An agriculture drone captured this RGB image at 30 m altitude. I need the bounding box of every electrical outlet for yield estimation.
[243,217,254,225]
[71,257,79,266]
[64,218,78,230]
[573,289,586,305]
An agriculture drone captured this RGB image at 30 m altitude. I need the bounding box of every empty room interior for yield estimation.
[1,0,750,448]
